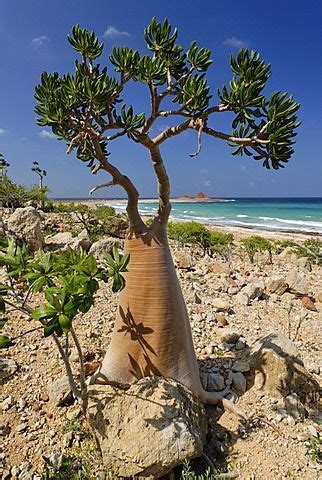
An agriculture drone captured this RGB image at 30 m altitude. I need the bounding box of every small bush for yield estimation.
[295,238,322,265]
[208,231,234,261]
[274,239,298,254]
[168,221,211,252]
[240,235,273,264]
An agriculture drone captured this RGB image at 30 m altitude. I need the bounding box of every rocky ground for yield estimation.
[0,208,321,479]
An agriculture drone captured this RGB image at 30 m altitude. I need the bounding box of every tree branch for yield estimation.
[91,137,145,234]
[89,180,115,196]
[153,119,192,145]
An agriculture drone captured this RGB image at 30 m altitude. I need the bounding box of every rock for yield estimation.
[173,250,193,269]
[242,281,265,300]
[235,291,249,306]
[279,246,297,262]
[84,361,100,377]
[47,376,72,406]
[216,329,241,344]
[285,392,306,419]
[235,339,247,351]
[207,262,230,275]
[301,296,317,312]
[7,207,44,252]
[231,372,247,395]
[212,298,231,312]
[216,314,229,327]
[0,421,10,436]
[201,372,225,392]
[228,286,239,295]
[70,230,92,251]
[87,377,206,478]
[0,357,18,381]
[232,360,250,373]
[43,453,63,471]
[266,275,288,295]
[316,291,322,303]
[250,332,320,403]
[286,270,309,295]
[89,237,122,260]
[45,231,74,250]
[297,256,312,271]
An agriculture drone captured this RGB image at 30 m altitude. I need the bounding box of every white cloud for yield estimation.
[103,26,130,38]
[32,35,49,47]
[39,130,56,139]
[223,36,248,49]
[0,128,5,135]
[203,180,211,187]
[240,164,247,172]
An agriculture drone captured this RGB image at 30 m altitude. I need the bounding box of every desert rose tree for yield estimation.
[34,18,300,412]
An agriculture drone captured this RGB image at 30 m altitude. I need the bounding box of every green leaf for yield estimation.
[0,297,5,314]
[32,305,56,321]
[0,335,13,349]
[59,314,72,333]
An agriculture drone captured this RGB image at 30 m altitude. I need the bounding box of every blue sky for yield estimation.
[0,0,321,198]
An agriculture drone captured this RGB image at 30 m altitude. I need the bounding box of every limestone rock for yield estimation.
[87,377,206,478]
[250,332,319,403]
[0,357,18,382]
[216,329,241,344]
[89,237,122,260]
[242,281,265,300]
[297,256,312,271]
[301,296,317,312]
[174,250,193,269]
[45,232,74,250]
[235,291,249,306]
[70,230,92,251]
[7,207,44,252]
[212,298,231,312]
[47,376,72,406]
[207,262,231,275]
[286,270,309,295]
[266,275,288,295]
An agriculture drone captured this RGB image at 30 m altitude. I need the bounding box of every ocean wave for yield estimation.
[259,216,322,228]
[237,214,248,218]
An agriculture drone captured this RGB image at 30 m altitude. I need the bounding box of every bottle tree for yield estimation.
[31,161,47,189]
[34,18,300,412]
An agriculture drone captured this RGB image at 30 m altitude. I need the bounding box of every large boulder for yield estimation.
[206,261,231,275]
[250,332,320,403]
[89,237,122,260]
[0,357,18,382]
[7,207,44,252]
[87,377,206,478]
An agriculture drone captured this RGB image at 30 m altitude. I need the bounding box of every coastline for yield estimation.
[53,198,321,241]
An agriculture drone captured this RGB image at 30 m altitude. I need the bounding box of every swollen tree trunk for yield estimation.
[93,225,221,405]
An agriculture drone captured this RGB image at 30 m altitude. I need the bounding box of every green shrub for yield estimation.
[208,231,234,261]
[295,238,322,265]
[168,221,211,252]
[274,239,298,254]
[240,235,273,263]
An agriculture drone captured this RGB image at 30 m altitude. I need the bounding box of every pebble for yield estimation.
[232,360,251,373]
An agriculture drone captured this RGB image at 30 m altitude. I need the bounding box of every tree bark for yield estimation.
[92,225,237,411]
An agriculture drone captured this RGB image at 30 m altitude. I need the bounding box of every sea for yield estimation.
[108,198,322,235]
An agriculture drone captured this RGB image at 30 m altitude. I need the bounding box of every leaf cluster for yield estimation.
[219,50,300,168]
[240,235,273,263]
[167,221,233,259]
[0,240,129,348]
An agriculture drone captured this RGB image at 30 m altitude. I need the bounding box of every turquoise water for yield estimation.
[111,198,322,234]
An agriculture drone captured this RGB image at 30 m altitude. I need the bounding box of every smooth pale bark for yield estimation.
[92,226,246,417]
[94,227,203,395]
